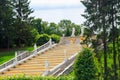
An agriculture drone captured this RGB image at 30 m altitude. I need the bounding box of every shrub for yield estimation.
[37,34,50,46]
[74,48,98,80]
[0,75,74,80]
[50,34,60,43]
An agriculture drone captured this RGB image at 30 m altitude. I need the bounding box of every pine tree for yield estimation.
[12,0,34,47]
[0,0,15,49]
[74,48,98,80]
[81,0,120,79]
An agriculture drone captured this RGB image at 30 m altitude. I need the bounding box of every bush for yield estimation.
[37,34,50,46]
[0,75,74,80]
[74,48,98,80]
[50,34,60,43]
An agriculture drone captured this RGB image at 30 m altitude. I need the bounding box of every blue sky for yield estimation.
[30,0,85,25]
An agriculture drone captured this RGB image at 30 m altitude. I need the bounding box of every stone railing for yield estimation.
[0,51,28,73]
[0,39,55,73]
[42,52,78,76]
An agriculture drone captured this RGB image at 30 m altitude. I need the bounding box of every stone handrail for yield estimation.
[0,58,15,70]
[37,39,51,53]
[0,39,53,73]
[57,61,74,76]
[42,52,79,76]
[0,51,28,72]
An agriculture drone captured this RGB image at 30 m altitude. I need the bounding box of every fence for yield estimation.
[0,39,54,73]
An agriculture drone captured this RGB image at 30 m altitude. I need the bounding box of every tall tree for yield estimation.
[58,19,81,36]
[81,0,109,79]
[12,0,34,47]
[81,0,120,79]
[58,20,72,36]
[0,0,15,49]
[31,18,44,34]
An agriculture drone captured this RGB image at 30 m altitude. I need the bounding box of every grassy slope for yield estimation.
[0,47,34,65]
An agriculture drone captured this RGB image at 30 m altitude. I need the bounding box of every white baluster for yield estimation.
[49,38,52,48]
[34,43,37,54]
[44,60,50,75]
[64,49,68,61]
[15,51,18,64]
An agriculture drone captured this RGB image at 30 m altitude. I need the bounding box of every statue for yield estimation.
[71,27,75,37]
[80,27,84,36]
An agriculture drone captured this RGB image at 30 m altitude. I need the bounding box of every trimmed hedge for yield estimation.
[37,34,50,46]
[50,34,60,43]
[37,34,61,46]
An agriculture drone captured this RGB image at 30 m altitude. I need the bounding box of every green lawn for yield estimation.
[0,47,34,65]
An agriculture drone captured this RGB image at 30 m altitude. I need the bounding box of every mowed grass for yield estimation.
[0,47,34,65]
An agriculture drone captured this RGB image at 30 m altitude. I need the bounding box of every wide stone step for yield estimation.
[3,70,43,75]
[1,44,81,76]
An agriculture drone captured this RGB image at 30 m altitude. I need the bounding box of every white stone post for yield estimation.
[64,49,68,61]
[62,34,65,37]
[44,60,50,75]
[34,43,37,54]
[49,38,52,48]
[15,51,18,64]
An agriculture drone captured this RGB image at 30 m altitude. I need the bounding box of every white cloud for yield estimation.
[30,0,80,7]
[29,0,86,25]
[30,8,85,24]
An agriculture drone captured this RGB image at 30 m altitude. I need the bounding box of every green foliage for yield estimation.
[12,0,33,22]
[0,0,35,48]
[58,19,81,36]
[82,0,120,79]
[74,48,98,80]
[31,18,45,34]
[0,75,74,80]
[12,0,34,47]
[15,24,39,47]
[0,0,15,48]
[23,27,39,46]
[51,34,60,43]
[37,34,50,46]
[47,22,58,35]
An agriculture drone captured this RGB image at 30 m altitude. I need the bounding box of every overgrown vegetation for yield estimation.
[37,34,50,46]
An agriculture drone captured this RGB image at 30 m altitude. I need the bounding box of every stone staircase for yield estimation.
[0,44,81,76]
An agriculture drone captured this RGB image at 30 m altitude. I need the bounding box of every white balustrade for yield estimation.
[42,52,79,76]
[0,39,54,73]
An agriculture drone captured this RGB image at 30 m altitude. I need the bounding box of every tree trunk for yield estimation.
[116,35,120,80]
[111,1,117,79]
[103,15,107,80]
